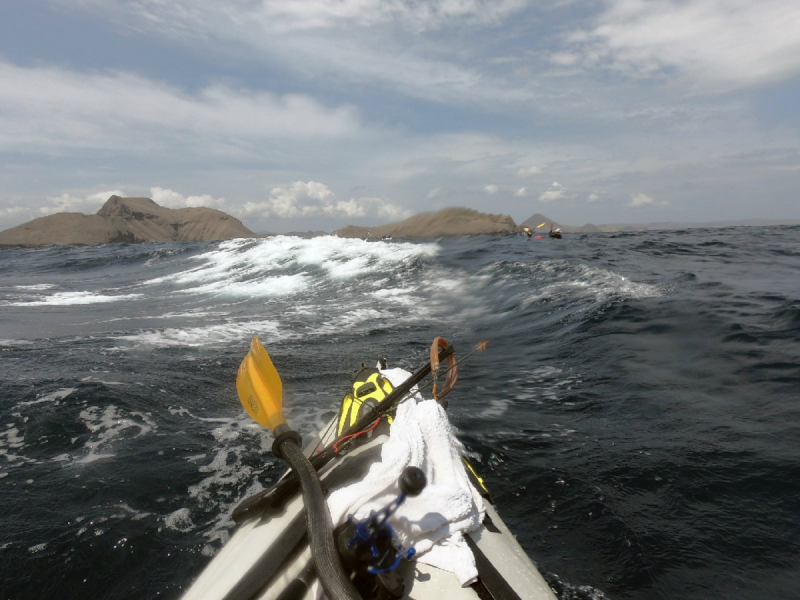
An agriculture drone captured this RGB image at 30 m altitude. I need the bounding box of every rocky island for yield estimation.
[334,207,518,238]
[0,196,257,246]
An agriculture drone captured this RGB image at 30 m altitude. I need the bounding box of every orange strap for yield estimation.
[430,336,457,401]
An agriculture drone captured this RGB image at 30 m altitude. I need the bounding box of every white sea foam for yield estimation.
[0,424,37,468]
[69,504,151,544]
[181,273,309,298]
[0,425,25,451]
[144,236,438,297]
[519,260,661,307]
[199,478,266,554]
[118,319,285,348]
[100,309,225,322]
[14,284,56,290]
[479,367,575,416]
[479,399,511,419]
[18,388,76,406]
[76,405,157,464]
[312,307,394,335]
[252,235,437,279]
[164,507,195,532]
[182,415,274,549]
[370,285,422,306]
[168,403,331,553]
[78,376,124,386]
[109,503,151,521]
[8,291,142,306]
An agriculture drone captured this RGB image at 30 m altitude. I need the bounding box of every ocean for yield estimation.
[1,228,798,599]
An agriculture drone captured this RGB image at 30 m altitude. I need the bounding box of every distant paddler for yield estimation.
[549,223,562,239]
[383,225,401,240]
[523,222,546,238]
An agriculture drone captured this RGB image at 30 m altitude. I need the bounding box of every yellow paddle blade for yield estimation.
[236,337,286,431]
[536,222,546,228]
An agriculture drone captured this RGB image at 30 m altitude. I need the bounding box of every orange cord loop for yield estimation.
[430,336,457,401]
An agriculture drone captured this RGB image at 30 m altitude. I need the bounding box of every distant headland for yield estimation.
[1,195,796,247]
[333,207,517,238]
[0,200,523,246]
[335,210,799,239]
[0,196,257,247]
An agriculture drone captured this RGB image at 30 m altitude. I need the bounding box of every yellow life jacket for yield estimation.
[337,367,394,436]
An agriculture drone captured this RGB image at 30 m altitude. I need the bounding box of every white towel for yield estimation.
[326,367,485,587]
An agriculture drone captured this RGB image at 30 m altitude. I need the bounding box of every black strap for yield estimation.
[465,535,523,600]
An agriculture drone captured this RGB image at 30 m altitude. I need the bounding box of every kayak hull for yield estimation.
[182,419,556,600]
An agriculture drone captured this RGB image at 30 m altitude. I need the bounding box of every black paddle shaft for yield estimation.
[232,344,454,523]
[277,434,362,600]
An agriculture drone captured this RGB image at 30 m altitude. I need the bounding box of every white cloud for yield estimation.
[549,52,579,67]
[87,191,121,204]
[539,182,566,202]
[40,190,124,215]
[627,193,668,208]
[0,206,29,217]
[426,187,441,199]
[359,197,413,220]
[514,187,528,197]
[52,0,540,110]
[261,0,529,30]
[241,181,410,220]
[150,188,226,209]
[587,193,599,203]
[0,61,361,155]
[571,0,800,89]
[484,184,499,194]
[71,0,530,33]
[517,165,543,177]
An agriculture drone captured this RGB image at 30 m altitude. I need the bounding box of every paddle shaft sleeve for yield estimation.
[278,437,362,600]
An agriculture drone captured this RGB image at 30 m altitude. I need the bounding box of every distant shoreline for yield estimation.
[265,219,800,237]
[567,218,800,233]
[1,195,797,247]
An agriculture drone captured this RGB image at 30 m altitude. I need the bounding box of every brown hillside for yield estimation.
[97,196,255,243]
[0,196,257,247]
[0,213,130,246]
[334,207,517,239]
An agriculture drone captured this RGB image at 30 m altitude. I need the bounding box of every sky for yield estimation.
[0,0,799,233]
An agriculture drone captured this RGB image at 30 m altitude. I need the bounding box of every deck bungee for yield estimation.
[182,337,556,600]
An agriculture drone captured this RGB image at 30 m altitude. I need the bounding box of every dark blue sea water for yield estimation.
[1,228,798,599]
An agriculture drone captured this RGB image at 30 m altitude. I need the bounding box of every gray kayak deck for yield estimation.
[182,420,556,600]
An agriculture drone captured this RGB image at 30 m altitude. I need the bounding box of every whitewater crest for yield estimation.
[7,290,142,307]
[145,235,440,295]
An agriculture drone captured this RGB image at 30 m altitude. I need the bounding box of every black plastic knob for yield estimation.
[398,467,427,497]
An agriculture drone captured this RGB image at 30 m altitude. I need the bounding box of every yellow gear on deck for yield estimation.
[337,368,394,436]
[462,457,491,497]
